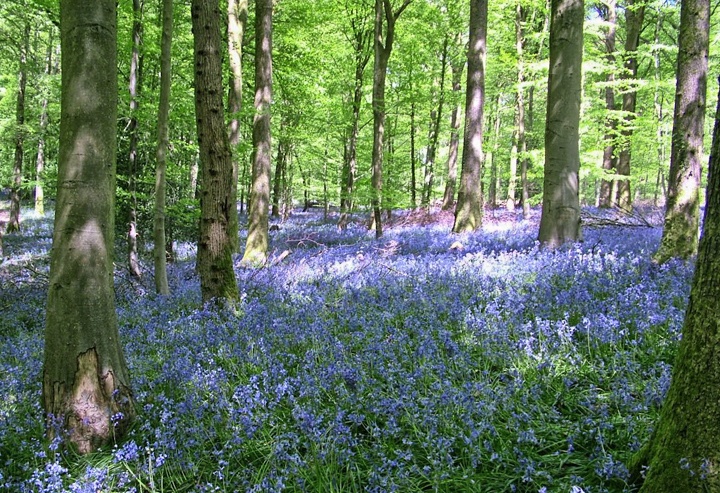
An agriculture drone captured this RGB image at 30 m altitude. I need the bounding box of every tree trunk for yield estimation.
[43,0,135,454]
[453,0,488,233]
[370,0,411,238]
[410,99,417,207]
[598,0,617,208]
[154,0,172,296]
[242,0,273,265]
[487,95,501,209]
[192,0,240,302]
[7,22,30,234]
[654,0,708,264]
[227,0,248,252]
[441,55,463,211]
[633,73,720,493]
[422,36,447,208]
[272,136,287,217]
[537,0,584,248]
[127,0,143,280]
[35,33,55,217]
[340,10,371,227]
[615,0,645,210]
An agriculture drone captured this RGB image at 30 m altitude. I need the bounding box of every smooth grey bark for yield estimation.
[127,0,143,279]
[598,0,618,208]
[242,0,273,265]
[441,54,463,211]
[227,0,248,251]
[615,0,645,210]
[153,0,172,295]
[192,0,239,302]
[339,2,372,228]
[35,33,56,217]
[7,22,29,234]
[43,0,134,453]
[453,0,488,233]
[632,73,720,493]
[370,0,412,238]
[654,0,708,264]
[537,0,584,248]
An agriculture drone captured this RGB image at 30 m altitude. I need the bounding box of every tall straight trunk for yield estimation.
[615,0,645,210]
[192,0,239,302]
[272,136,287,217]
[35,33,55,217]
[422,36,448,207]
[44,0,135,453]
[227,0,248,252]
[654,0,708,263]
[370,0,411,238]
[538,0,584,248]
[487,95,502,208]
[632,73,720,493]
[441,56,463,210]
[340,11,371,225]
[7,22,30,234]
[453,0,488,233]
[598,0,617,208]
[154,0,172,295]
[410,99,417,206]
[127,0,143,279]
[242,0,273,265]
[516,4,530,219]
[652,10,667,207]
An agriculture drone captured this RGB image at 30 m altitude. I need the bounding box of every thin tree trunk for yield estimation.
[453,0,488,233]
[441,54,462,211]
[7,22,30,234]
[192,0,239,302]
[35,33,55,217]
[598,0,618,208]
[487,95,501,208]
[242,0,273,265]
[654,0,708,264]
[44,0,135,453]
[127,0,143,279]
[227,0,248,252]
[410,98,417,207]
[538,0,584,248]
[153,0,172,295]
[615,0,645,210]
[422,35,448,208]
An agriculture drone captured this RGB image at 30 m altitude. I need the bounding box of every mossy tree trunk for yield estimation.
[653,0,708,264]
[537,0,584,248]
[452,0,487,233]
[192,0,240,302]
[632,73,720,493]
[242,0,273,266]
[43,0,135,454]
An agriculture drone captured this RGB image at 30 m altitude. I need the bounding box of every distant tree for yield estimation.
[227,0,248,251]
[370,0,412,238]
[598,0,617,208]
[153,0,172,296]
[43,0,135,453]
[242,0,273,265]
[126,0,143,279]
[34,30,57,217]
[192,0,239,302]
[615,0,646,210]
[653,0,708,264]
[6,21,29,234]
[537,0,584,248]
[452,0,487,233]
[441,49,463,211]
[630,75,720,492]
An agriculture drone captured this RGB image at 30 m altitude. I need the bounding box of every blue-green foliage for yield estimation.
[0,208,692,492]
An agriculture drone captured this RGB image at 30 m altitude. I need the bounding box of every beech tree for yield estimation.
[537,0,584,248]
[653,0,709,264]
[153,0,172,295]
[192,0,239,302]
[43,0,135,453]
[630,75,720,492]
[452,0,487,233]
[242,0,273,265]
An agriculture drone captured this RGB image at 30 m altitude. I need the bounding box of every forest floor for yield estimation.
[0,204,692,492]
